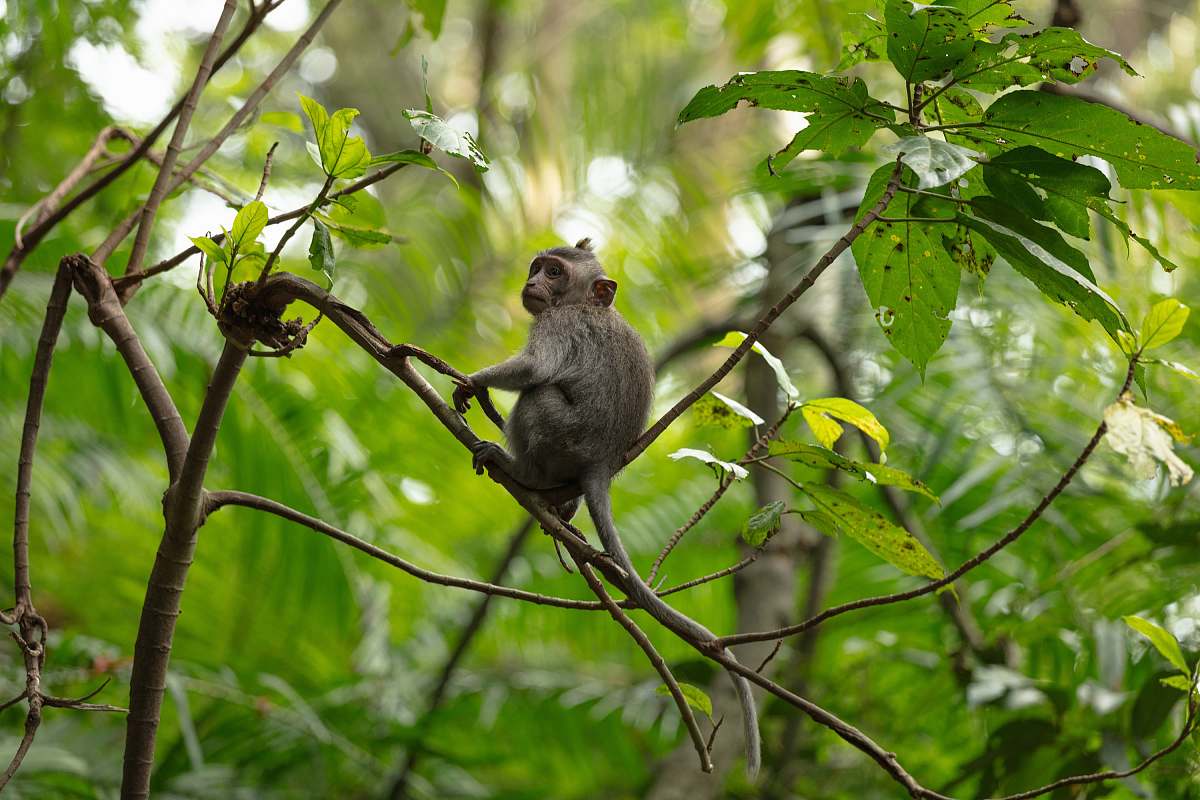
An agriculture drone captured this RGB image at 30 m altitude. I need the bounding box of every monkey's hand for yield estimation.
[452,377,478,414]
[470,440,513,475]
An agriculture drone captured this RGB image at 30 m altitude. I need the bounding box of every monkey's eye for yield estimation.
[548,265,563,278]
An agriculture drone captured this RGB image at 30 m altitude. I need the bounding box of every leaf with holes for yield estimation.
[852,164,961,374]
[951,27,1136,92]
[770,441,937,501]
[885,0,973,83]
[802,484,945,580]
[935,0,1029,32]
[951,91,1200,191]
[837,12,887,70]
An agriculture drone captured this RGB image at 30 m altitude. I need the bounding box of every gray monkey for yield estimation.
[453,239,761,776]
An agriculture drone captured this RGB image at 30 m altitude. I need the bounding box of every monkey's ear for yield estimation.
[591,278,617,307]
[574,237,593,251]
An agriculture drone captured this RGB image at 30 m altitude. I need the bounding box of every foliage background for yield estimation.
[1,0,1198,797]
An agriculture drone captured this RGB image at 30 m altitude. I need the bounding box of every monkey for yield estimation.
[452,239,761,776]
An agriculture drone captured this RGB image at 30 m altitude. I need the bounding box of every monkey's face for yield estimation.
[521,255,567,315]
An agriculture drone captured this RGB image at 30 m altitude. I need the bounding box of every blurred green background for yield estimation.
[1,0,1198,797]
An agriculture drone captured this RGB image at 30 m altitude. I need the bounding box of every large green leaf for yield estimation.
[967,196,1095,281]
[934,0,1029,32]
[957,212,1130,340]
[885,0,973,82]
[678,71,893,165]
[1141,299,1190,350]
[299,95,373,179]
[1123,615,1189,674]
[852,164,961,374]
[983,146,1180,270]
[958,91,1200,190]
[229,200,267,252]
[769,441,938,501]
[802,484,945,580]
[952,27,1136,92]
[882,136,982,189]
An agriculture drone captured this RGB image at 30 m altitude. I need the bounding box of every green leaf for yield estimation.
[968,196,1096,281]
[1152,359,1200,382]
[884,0,973,83]
[299,94,372,178]
[742,501,785,547]
[668,448,748,480]
[1123,615,1189,674]
[307,219,335,282]
[189,235,226,265]
[408,0,446,38]
[769,441,938,501]
[677,72,894,162]
[952,27,1136,92]
[229,200,268,251]
[956,91,1200,191]
[799,510,842,538]
[1161,675,1193,692]
[369,149,439,170]
[799,398,890,453]
[934,0,1029,32]
[802,484,945,580]
[404,110,489,172]
[957,211,1130,341]
[314,213,395,249]
[852,164,961,374]
[882,136,982,190]
[692,394,760,429]
[712,332,799,401]
[837,12,886,71]
[656,682,712,718]
[1141,299,1190,350]
[329,135,371,179]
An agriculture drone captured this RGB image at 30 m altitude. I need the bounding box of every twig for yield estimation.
[205,491,606,610]
[124,0,238,279]
[647,407,793,583]
[112,161,411,290]
[256,142,279,202]
[255,174,335,286]
[716,355,1140,649]
[623,159,903,466]
[573,556,714,774]
[0,1,278,299]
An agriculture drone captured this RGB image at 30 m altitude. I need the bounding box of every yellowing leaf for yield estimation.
[800,397,890,454]
[1103,397,1194,486]
[1123,615,1189,674]
[769,440,938,501]
[1141,299,1190,350]
[802,484,944,580]
[656,682,713,717]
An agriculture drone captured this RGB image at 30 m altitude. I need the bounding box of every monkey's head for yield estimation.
[521,238,617,316]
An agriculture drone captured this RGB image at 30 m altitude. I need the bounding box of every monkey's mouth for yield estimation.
[521,289,550,313]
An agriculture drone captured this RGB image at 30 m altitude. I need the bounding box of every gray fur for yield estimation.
[464,246,761,777]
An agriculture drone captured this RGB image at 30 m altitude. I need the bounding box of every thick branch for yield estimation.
[121,341,247,800]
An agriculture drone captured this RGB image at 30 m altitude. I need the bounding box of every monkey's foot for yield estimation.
[470,440,510,475]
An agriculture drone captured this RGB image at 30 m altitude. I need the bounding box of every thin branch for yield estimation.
[717,356,1139,649]
[385,519,535,799]
[256,142,279,202]
[255,173,335,286]
[112,161,411,290]
[125,0,238,278]
[623,160,903,466]
[0,1,277,299]
[573,556,713,774]
[647,406,794,583]
[205,491,607,610]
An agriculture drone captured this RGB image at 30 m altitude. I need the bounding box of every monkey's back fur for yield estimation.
[505,305,654,487]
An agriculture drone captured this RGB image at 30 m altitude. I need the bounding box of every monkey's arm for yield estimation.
[470,354,542,391]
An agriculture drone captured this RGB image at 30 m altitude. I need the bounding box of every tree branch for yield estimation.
[623,160,903,466]
[124,0,238,279]
[716,356,1139,649]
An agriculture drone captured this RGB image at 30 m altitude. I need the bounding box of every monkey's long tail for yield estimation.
[582,476,761,777]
